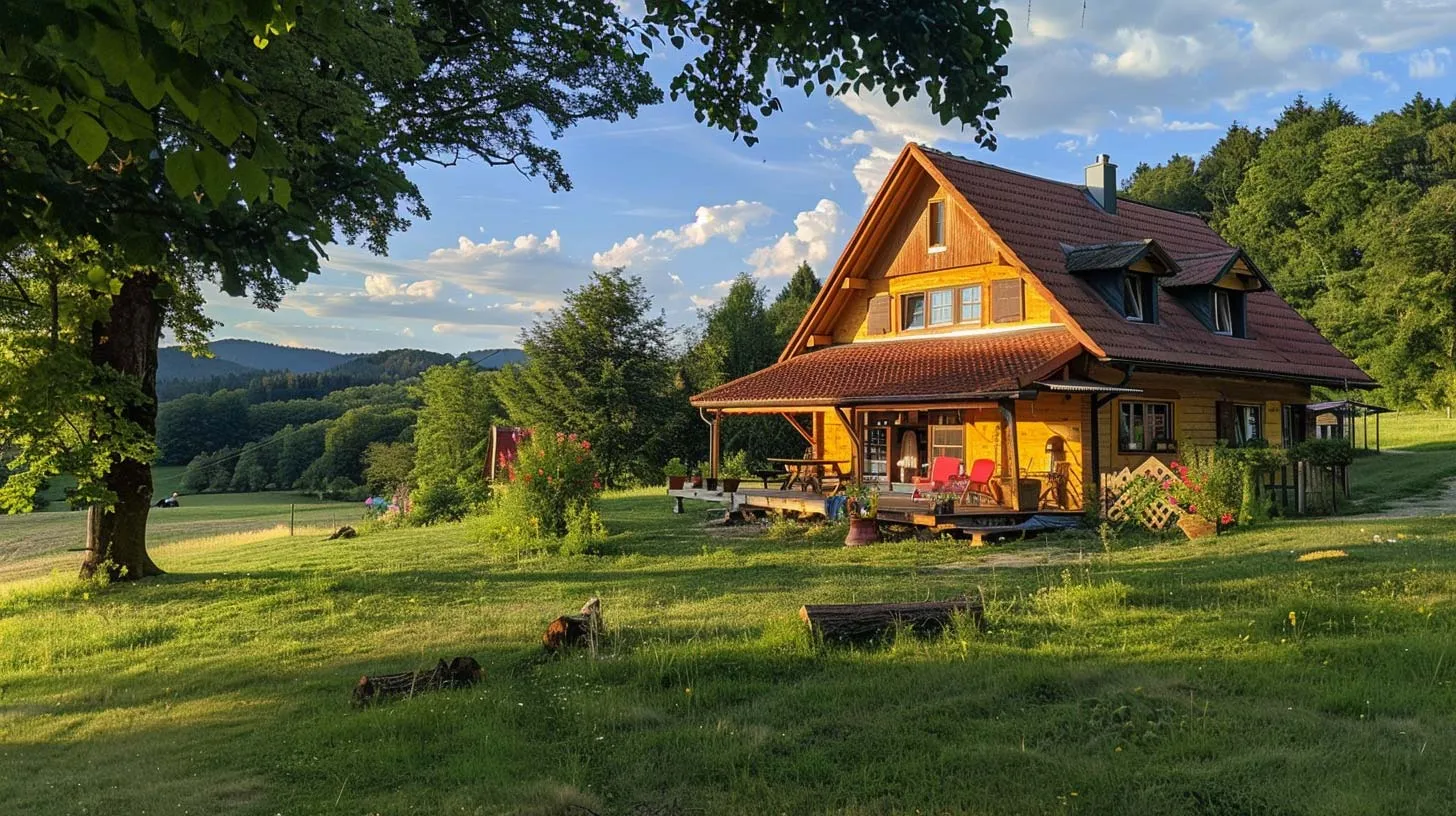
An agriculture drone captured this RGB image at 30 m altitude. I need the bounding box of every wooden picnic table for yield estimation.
[766,457,849,493]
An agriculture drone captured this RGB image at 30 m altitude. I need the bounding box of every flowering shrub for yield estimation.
[510,430,601,537]
[1161,447,1241,529]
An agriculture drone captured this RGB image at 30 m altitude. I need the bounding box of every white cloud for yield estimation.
[746,199,844,278]
[363,274,443,300]
[1409,47,1451,78]
[689,294,718,309]
[831,0,1456,185]
[592,201,772,268]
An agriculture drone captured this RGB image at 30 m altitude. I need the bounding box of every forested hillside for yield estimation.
[1122,93,1456,408]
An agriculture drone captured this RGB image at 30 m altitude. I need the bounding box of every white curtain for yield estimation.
[896,430,919,482]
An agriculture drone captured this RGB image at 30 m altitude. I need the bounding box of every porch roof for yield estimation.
[690,327,1083,409]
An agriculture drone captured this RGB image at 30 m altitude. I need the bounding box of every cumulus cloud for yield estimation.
[1409,47,1451,78]
[746,199,844,278]
[363,274,443,300]
[592,200,772,268]
[833,1,1456,194]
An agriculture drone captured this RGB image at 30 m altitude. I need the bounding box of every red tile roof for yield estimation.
[691,328,1082,408]
[921,147,1373,386]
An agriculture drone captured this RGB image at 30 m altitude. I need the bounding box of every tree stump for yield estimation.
[799,598,984,644]
[543,597,603,653]
[327,526,357,540]
[353,656,483,706]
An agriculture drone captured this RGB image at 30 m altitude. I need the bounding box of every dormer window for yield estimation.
[1212,290,1233,335]
[1211,288,1247,337]
[928,200,946,251]
[1123,273,1154,323]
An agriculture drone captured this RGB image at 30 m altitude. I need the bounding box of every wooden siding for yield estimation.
[866,177,999,280]
[1088,366,1312,473]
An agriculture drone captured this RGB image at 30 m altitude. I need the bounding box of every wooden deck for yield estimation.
[668,487,1080,536]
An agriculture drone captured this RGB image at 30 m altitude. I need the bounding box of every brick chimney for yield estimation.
[1085,154,1117,214]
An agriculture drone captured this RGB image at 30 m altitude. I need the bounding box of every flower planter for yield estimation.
[690,476,704,489]
[1177,513,1218,540]
[845,517,880,547]
[705,477,719,492]
[667,475,686,491]
[721,477,741,493]
[932,499,956,515]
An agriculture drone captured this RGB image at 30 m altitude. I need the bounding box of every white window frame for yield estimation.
[929,425,964,465]
[1212,289,1234,335]
[959,285,983,325]
[1234,404,1262,446]
[929,289,954,326]
[1123,274,1146,322]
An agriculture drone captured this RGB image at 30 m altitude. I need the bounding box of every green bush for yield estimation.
[561,500,608,556]
[510,430,600,537]
[410,482,469,525]
[1291,438,1355,467]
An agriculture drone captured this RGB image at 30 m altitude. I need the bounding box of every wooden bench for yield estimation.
[799,597,984,643]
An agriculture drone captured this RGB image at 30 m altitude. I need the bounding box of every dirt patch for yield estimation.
[928,546,1092,571]
[1351,476,1456,519]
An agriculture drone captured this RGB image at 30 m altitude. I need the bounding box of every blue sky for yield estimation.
[200,0,1456,354]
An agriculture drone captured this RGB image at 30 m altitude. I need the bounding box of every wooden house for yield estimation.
[688,145,1374,517]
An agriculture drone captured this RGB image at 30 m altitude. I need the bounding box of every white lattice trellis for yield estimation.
[1102,456,1181,531]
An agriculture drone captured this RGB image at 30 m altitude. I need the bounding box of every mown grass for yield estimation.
[1343,411,1456,513]
[1,490,1453,815]
[0,490,362,578]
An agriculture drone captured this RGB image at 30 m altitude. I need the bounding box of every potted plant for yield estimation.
[844,482,881,547]
[720,451,749,493]
[664,457,688,491]
[931,491,957,516]
[689,466,704,489]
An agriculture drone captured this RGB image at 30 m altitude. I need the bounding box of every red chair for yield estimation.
[911,456,962,499]
[938,459,998,505]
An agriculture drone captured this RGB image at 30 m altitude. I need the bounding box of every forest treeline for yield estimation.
[164,264,823,498]
[1122,93,1456,408]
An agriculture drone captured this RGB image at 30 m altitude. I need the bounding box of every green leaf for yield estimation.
[272,177,292,209]
[64,113,109,164]
[126,63,166,110]
[199,88,242,147]
[235,156,269,204]
[164,150,199,198]
[195,147,232,204]
[92,24,132,86]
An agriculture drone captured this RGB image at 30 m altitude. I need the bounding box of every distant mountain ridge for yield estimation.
[158,339,525,383]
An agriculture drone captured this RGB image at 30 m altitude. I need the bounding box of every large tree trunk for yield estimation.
[80,272,165,581]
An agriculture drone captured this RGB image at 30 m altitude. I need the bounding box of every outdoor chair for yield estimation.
[961,458,998,505]
[911,456,963,499]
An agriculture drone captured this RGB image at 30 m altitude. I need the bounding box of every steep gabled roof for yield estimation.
[1162,248,1267,290]
[910,146,1373,387]
[693,328,1081,408]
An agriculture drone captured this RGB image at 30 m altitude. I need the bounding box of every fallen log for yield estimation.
[353,656,483,707]
[799,598,984,643]
[543,597,603,653]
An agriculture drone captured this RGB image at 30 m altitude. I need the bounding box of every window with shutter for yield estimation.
[990,278,1024,323]
[865,294,891,335]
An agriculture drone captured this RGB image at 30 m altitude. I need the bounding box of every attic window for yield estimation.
[928,201,946,251]
[1211,289,1246,337]
[1123,274,1154,323]
[1213,290,1233,335]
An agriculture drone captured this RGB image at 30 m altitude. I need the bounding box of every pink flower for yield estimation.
[581,441,591,451]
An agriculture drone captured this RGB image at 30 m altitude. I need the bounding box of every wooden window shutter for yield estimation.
[866,294,891,335]
[1215,400,1236,444]
[991,279,1024,323]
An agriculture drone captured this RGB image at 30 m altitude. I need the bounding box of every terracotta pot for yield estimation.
[690,476,703,488]
[721,477,741,493]
[845,517,880,547]
[667,475,686,491]
[705,477,719,492]
[1177,513,1218,540]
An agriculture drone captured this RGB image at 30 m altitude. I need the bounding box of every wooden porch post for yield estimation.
[833,406,861,484]
[1087,395,1102,511]
[999,399,1021,511]
[709,410,722,479]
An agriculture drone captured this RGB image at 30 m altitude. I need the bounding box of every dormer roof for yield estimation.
[1063,239,1181,276]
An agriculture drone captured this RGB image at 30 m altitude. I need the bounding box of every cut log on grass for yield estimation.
[327,526,357,540]
[543,597,603,653]
[353,656,483,706]
[799,598,984,643]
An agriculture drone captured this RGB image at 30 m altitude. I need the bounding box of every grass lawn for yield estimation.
[1,490,1452,815]
[0,490,363,581]
[1343,411,1456,513]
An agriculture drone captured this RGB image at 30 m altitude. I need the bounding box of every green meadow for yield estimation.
[1,486,1453,815]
